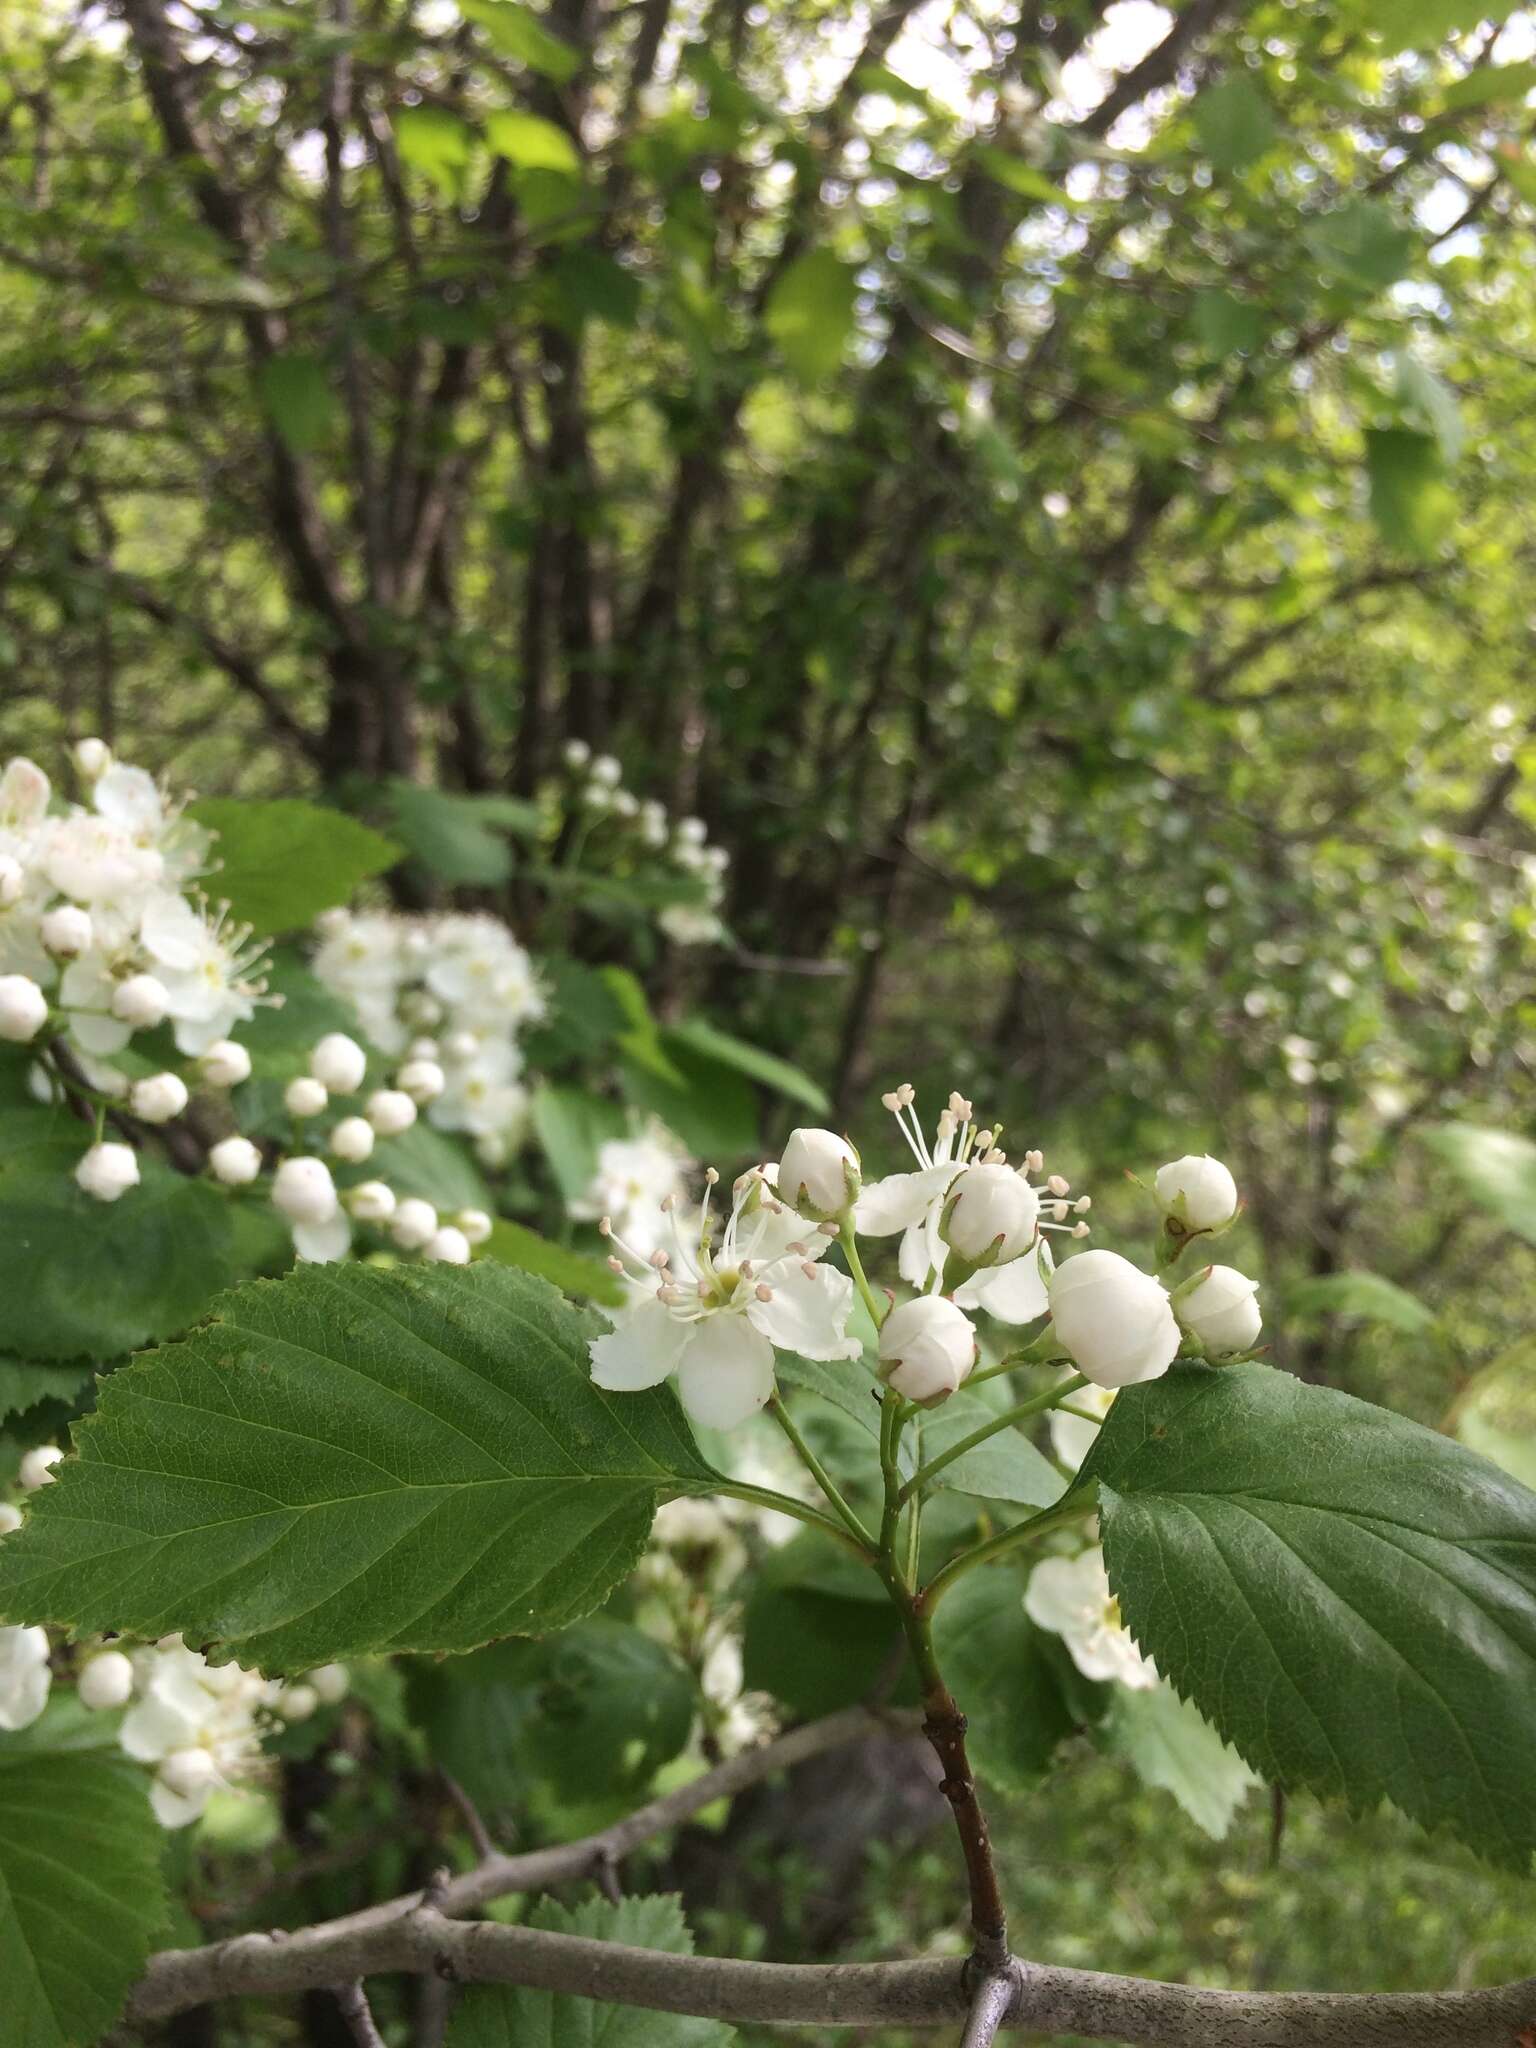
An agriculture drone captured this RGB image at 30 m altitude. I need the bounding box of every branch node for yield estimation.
[417,1866,453,1914]
[957,1963,1018,2048]
[593,1846,623,1906]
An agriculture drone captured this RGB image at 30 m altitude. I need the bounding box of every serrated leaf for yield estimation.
[0,1262,716,1671]
[932,1571,1078,1793]
[1084,1362,1536,1868]
[377,780,537,885]
[485,109,582,176]
[0,1360,94,1426]
[1424,1123,1536,1243]
[1107,1684,1259,1839]
[742,1533,917,1718]
[255,352,334,455]
[459,0,582,81]
[663,1017,830,1115]
[0,1716,168,2048]
[764,247,859,383]
[447,1893,733,2048]
[0,1111,235,1359]
[187,797,401,933]
[1286,1269,1438,1334]
[911,1378,1065,1509]
[485,1217,625,1307]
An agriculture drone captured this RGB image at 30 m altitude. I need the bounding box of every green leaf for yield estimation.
[0,1360,94,1426]
[367,1121,492,1214]
[1084,1362,1536,1868]
[376,780,537,885]
[255,352,334,455]
[485,109,582,176]
[971,148,1076,207]
[1191,288,1266,355]
[1304,200,1415,289]
[932,1571,1079,1793]
[530,1083,630,1206]
[620,1039,758,1163]
[1191,75,1278,172]
[186,797,401,933]
[1452,1343,1536,1491]
[0,1111,234,1359]
[1440,58,1536,111]
[663,1017,830,1115]
[764,247,859,383]
[1423,1123,1536,1243]
[394,105,476,199]
[459,0,582,81]
[1368,0,1520,55]
[1286,1269,1438,1334]
[911,1378,1065,1509]
[0,1713,169,2048]
[446,1893,733,2048]
[1365,427,1454,557]
[1393,351,1463,461]
[0,1262,716,1670]
[742,1534,917,1718]
[408,1618,697,1810]
[485,1217,625,1307]
[1106,1684,1259,1839]
[551,245,643,329]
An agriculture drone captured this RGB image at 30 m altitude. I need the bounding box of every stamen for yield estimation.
[1024,1150,1044,1175]
[1047,1175,1070,1196]
[755,1283,773,1301]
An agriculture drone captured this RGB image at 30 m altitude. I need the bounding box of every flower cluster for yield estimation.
[0,743,270,1202]
[311,909,542,1166]
[569,1124,692,1265]
[561,742,730,947]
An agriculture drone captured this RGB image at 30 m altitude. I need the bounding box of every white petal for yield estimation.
[292,1213,352,1264]
[1023,1552,1103,1635]
[589,1299,691,1392]
[957,1239,1053,1324]
[854,1165,958,1236]
[676,1317,777,1431]
[120,1691,200,1764]
[150,1775,211,1828]
[747,1260,861,1362]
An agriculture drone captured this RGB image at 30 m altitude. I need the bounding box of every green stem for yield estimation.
[709,1478,865,1553]
[895,1375,1087,1508]
[878,1387,906,1566]
[767,1394,875,1552]
[839,1219,887,1332]
[917,1492,1098,1615]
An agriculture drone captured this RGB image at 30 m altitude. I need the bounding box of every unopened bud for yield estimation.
[347,1179,397,1223]
[310,1032,367,1094]
[425,1225,471,1265]
[457,1208,493,1246]
[41,905,93,958]
[396,1058,445,1104]
[329,1115,375,1163]
[1174,1264,1262,1358]
[1048,1249,1179,1389]
[1154,1154,1239,1236]
[877,1296,977,1406]
[776,1127,861,1221]
[942,1162,1039,1268]
[19,1444,64,1491]
[366,1088,417,1137]
[284,1076,328,1118]
[0,974,48,1043]
[111,973,169,1030]
[72,736,112,781]
[209,1135,262,1185]
[390,1197,438,1250]
[271,1155,338,1226]
[76,1140,140,1202]
[200,1039,252,1088]
[129,1072,189,1124]
[78,1649,134,1711]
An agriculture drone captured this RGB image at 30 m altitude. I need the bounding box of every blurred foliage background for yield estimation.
[6,0,1536,2037]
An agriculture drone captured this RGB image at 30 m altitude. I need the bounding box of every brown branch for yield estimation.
[333,1980,387,2048]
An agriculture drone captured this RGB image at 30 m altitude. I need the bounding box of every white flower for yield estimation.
[129,1072,189,1124]
[271,1156,338,1226]
[76,1140,141,1203]
[139,899,268,1055]
[0,973,47,1043]
[0,758,50,833]
[390,1197,438,1250]
[776,1127,860,1220]
[658,904,724,946]
[563,739,591,768]
[676,816,708,847]
[311,913,402,996]
[1025,1548,1158,1691]
[942,1161,1039,1265]
[44,813,164,906]
[0,1504,21,1536]
[396,1058,445,1103]
[457,1207,493,1246]
[329,1115,375,1163]
[0,856,21,908]
[425,1225,471,1265]
[120,1641,268,1828]
[310,1032,367,1093]
[570,1128,691,1255]
[1174,1264,1262,1358]
[209,1135,262,1186]
[347,1179,397,1224]
[72,737,112,781]
[1048,1381,1116,1471]
[1048,1249,1180,1389]
[284,1076,328,1118]
[308,1662,350,1706]
[292,1212,351,1264]
[1155,1154,1239,1235]
[41,905,93,958]
[18,1444,64,1491]
[200,1038,252,1087]
[590,754,623,787]
[590,1168,859,1430]
[366,1087,417,1136]
[111,972,170,1030]
[0,1625,51,1732]
[78,1649,135,1711]
[877,1295,977,1405]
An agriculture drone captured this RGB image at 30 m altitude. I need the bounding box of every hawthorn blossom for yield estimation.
[569,1125,691,1259]
[120,1640,270,1827]
[0,1624,51,1732]
[590,1168,859,1429]
[1025,1548,1158,1691]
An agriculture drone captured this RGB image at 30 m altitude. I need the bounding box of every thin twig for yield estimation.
[438,1772,497,1861]
[334,1980,387,2048]
[959,1968,1018,2048]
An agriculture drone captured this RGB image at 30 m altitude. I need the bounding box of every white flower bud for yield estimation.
[590,753,623,787]
[78,1649,135,1711]
[0,1503,21,1537]
[76,1140,140,1202]
[563,738,591,768]
[41,905,93,958]
[676,816,708,846]
[425,1225,471,1265]
[72,737,112,781]
[284,1075,328,1118]
[129,1072,189,1124]
[347,1179,397,1223]
[271,1155,338,1226]
[111,973,169,1030]
[1174,1264,1262,1359]
[209,1136,262,1186]
[406,1036,439,1061]
[612,790,639,818]
[0,857,22,908]
[457,1208,493,1246]
[390,1197,438,1250]
[877,1296,977,1405]
[1048,1249,1180,1389]
[777,1128,860,1220]
[1154,1154,1239,1235]
[329,1115,375,1163]
[310,1032,367,1094]
[366,1088,417,1136]
[308,1662,349,1705]
[200,1039,252,1087]
[0,974,47,1043]
[942,1162,1040,1265]
[396,1058,445,1104]
[275,1683,318,1723]
[443,1030,479,1061]
[18,1444,64,1491]
[158,1748,219,1800]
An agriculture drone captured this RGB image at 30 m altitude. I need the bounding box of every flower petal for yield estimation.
[589,1298,692,1393]
[957,1239,1053,1323]
[676,1316,777,1431]
[747,1260,861,1362]
[854,1165,958,1236]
